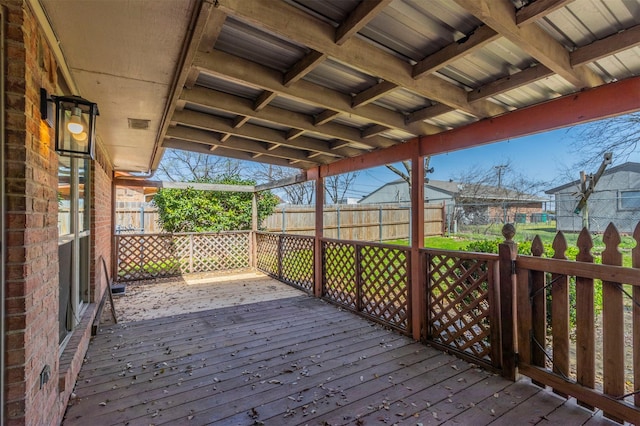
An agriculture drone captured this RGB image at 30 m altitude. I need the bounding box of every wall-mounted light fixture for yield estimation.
[41,88,99,159]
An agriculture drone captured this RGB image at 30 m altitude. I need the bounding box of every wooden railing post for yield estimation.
[314,171,324,297]
[499,223,518,381]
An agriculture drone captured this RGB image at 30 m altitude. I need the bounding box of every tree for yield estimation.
[325,172,359,204]
[152,175,279,232]
[573,112,640,168]
[384,157,433,188]
[155,149,244,182]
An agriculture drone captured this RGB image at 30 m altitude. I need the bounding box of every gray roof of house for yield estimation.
[545,162,640,194]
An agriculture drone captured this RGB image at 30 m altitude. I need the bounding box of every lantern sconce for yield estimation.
[40,88,99,159]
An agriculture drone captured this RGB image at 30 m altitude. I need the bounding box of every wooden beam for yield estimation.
[172,109,350,157]
[420,75,640,156]
[410,152,425,340]
[167,124,334,164]
[114,177,255,192]
[255,172,307,191]
[335,0,393,45]
[215,0,505,118]
[314,169,324,297]
[151,0,218,171]
[194,50,438,136]
[330,140,352,150]
[181,86,393,149]
[468,64,554,103]
[163,138,315,169]
[283,50,326,87]
[254,90,277,111]
[319,76,640,178]
[454,0,603,89]
[515,0,573,26]
[314,109,341,126]
[571,23,640,67]
[286,128,305,141]
[232,115,250,128]
[352,81,398,108]
[413,25,500,78]
[406,103,453,124]
[184,68,200,89]
[198,9,227,52]
[362,124,390,138]
[220,133,231,142]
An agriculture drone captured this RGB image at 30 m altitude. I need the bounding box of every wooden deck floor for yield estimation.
[64,285,620,425]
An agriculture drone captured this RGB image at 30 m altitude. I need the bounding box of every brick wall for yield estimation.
[2,1,115,424]
[4,1,60,424]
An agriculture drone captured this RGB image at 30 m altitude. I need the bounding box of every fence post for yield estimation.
[498,223,518,381]
[379,205,383,243]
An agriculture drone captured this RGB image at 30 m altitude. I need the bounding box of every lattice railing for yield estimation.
[425,249,498,366]
[115,232,250,282]
[255,232,280,277]
[255,232,314,293]
[323,239,410,333]
[280,235,314,292]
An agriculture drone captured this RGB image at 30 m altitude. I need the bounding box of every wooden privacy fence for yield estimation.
[115,231,250,282]
[263,203,445,241]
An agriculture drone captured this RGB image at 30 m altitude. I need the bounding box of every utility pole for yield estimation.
[574,152,612,230]
[494,164,508,188]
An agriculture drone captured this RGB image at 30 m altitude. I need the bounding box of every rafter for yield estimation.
[163,138,318,169]
[215,0,505,118]
[571,23,640,67]
[352,81,397,108]
[467,64,554,103]
[454,0,602,89]
[314,110,341,126]
[180,86,394,149]
[406,104,454,124]
[172,109,350,158]
[193,50,439,137]
[167,126,332,164]
[413,25,499,78]
[362,124,390,139]
[254,90,277,111]
[232,115,250,128]
[198,8,227,52]
[283,50,326,87]
[515,0,573,26]
[335,0,393,45]
[286,129,305,141]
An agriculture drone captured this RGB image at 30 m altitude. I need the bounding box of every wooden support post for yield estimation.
[498,223,518,381]
[410,154,425,340]
[314,169,324,298]
[251,192,258,268]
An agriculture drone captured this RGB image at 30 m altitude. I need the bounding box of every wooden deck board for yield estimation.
[64,280,621,426]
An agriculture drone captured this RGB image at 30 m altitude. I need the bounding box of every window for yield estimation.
[619,190,640,210]
[58,157,91,347]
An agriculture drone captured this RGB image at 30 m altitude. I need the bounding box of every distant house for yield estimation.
[359,178,547,226]
[546,162,640,233]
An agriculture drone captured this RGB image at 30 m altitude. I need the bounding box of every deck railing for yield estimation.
[114,231,251,282]
[513,223,640,423]
[423,249,500,370]
[115,225,640,422]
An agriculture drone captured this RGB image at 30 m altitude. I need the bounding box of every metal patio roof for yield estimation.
[34,0,640,174]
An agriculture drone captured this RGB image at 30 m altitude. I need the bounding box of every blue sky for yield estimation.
[347,120,640,200]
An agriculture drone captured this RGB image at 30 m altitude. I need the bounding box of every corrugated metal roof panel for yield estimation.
[540,0,638,48]
[425,110,477,130]
[215,16,307,72]
[269,96,325,116]
[196,73,262,99]
[184,103,236,120]
[590,47,640,81]
[284,0,358,24]
[247,117,290,132]
[304,58,377,94]
[380,129,415,141]
[373,88,431,113]
[333,115,370,129]
[361,0,480,62]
